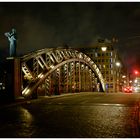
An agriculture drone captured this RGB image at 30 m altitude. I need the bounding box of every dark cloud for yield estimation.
[0,2,140,71]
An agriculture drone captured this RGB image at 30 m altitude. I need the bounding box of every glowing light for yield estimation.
[40,74,44,78]
[38,73,42,78]
[116,62,121,67]
[22,87,30,95]
[76,63,79,65]
[87,57,91,62]
[79,53,82,58]
[122,75,126,78]
[134,70,139,75]
[38,73,44,78]
[25,89,30,95]
[50,65,54,69]
[101,47,107,52]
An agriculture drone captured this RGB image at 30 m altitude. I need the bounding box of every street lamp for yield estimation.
[101,46,107,92]
[122,75,126,78]
[101,46,107,52]
[116,62,121,67]
[122,75,127,89]
[115,61,121,92]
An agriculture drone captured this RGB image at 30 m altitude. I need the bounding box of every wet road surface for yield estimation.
[0,92,140,138]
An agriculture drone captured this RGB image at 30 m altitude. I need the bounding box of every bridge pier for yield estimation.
[6,57,22,101]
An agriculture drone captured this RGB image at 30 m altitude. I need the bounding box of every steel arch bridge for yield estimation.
[18,48,105,98]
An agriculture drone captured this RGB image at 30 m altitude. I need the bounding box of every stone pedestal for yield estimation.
[6,57,22,101]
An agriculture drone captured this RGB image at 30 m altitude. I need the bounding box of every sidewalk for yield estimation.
[0,92,81,108]
[0,92,107,108]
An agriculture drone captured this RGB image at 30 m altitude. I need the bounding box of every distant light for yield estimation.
[134,70,139,75]
[101,47,107,52]
[76,63,79,66]
[116,62,121,67]
[81,64,84,68]
[122,75,126,78]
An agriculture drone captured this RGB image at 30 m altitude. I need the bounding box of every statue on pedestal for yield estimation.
[5,28,17,57]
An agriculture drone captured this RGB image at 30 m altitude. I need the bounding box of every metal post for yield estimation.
[65,63,69,93]
[84,65,86,91]
[73,62,75,93]
[79,62,81,92]
[59,68,61,94]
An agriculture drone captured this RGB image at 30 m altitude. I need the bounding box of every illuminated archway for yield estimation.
[21,48,105,97]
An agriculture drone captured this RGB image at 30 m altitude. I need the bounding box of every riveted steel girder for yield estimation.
[20,48,105,97]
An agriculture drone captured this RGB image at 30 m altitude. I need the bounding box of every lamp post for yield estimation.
[115,61,121,92]
[122,75,127,91]
[101,46,107,92]
[133,70,139,88]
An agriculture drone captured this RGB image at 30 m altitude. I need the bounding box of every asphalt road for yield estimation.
[0,92,140,138]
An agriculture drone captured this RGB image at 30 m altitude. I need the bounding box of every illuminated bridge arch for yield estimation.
[21,48,105,98]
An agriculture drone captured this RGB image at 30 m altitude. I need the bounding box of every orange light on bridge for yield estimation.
[22,87,30,95]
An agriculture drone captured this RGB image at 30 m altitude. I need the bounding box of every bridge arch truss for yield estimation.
[21,48,105,98]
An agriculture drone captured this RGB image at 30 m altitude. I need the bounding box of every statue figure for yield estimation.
[5,28,17,57]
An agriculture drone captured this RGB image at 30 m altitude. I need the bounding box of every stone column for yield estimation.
[6,57,22,101]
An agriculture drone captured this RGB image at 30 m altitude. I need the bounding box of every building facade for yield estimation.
[78,39,126,93]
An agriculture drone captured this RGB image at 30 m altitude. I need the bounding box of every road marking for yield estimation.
[79,103,133,107]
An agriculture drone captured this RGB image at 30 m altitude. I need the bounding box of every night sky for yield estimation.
[0,2,140,72]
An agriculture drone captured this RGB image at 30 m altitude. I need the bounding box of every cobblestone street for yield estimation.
[0,92,140,138]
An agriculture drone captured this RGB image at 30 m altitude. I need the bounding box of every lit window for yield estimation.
[111,70,113,74]
[95,53,98,57]
[110,64,113,68]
